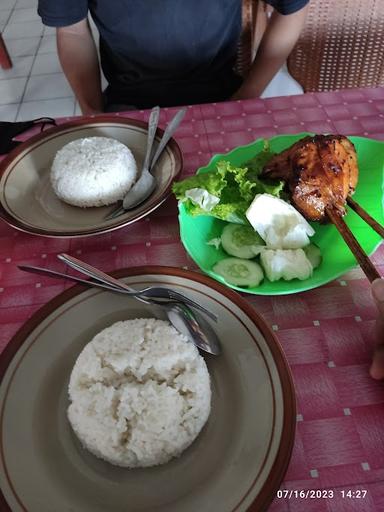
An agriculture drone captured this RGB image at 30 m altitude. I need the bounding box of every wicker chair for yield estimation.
[286,0,384,91]
[237,0,384,92]
[236,0,265,77]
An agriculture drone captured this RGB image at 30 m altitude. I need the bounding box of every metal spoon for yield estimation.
[165,302,220,356]
[59,253,221,355]
[19,263,220,356]
[57,253,216,319]
[18,262,217,321]
[105,106,160,220]
[34,253,221,355]
[105,107,186,219]
[123,107,186,209]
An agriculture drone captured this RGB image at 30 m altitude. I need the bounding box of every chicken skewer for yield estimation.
[261,134,382,282]
[346,196,384,239]
[326,208,380,282]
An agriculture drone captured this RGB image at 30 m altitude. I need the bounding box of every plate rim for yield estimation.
[0,265,296,512]
[0,116,183,238]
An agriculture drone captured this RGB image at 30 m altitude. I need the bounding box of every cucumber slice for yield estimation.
[221,223,265,259]
[213,257,264,287]
[303,243,322,269]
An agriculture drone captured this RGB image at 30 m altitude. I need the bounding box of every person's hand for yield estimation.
[370,278,384,380]
[230,83,260,101]
[81,107,103,116]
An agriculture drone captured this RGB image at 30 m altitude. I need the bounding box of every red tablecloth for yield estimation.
[1,87,384,511]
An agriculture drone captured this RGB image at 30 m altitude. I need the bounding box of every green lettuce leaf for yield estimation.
[172,139,284,222]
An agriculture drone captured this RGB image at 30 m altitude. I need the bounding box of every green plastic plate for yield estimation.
[178,133,384,295]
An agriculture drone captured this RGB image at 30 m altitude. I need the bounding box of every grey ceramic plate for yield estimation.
[0,117,183,238]
[0,267,295,512]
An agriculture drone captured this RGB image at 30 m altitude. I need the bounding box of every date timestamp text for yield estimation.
[277,489,368,499]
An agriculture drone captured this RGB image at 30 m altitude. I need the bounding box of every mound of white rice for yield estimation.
[50,136,137,207]
[67,318,211,468]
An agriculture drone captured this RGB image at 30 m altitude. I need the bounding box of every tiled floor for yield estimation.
[0,0,85,121]
[0,0,303,122]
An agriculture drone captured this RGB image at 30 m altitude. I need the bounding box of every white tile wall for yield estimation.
[0,3,302,123]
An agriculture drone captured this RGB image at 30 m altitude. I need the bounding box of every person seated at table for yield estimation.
[371,278,384,380]
[37,0,309,114]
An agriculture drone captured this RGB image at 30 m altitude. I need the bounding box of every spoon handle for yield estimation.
[58,253,135,292]
[150,108,186,169]
[18,264,126,293]
[142,106,160,172]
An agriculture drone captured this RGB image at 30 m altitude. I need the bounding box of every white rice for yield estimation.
[50,136,137,207]
[67,318,211,468]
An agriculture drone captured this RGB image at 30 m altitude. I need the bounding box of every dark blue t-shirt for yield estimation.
[38,0,309,108]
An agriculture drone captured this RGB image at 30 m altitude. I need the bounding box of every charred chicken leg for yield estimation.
[261,135,358,221]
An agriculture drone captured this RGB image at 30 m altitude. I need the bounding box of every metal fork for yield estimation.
[17,264,165,305]
[104,106,160,220]
[19,253,217,322]
[57,253,217,320]
[18,262,221,355]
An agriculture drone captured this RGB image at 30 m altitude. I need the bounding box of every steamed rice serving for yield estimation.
[67,318,211,468]
[50,136,137,207]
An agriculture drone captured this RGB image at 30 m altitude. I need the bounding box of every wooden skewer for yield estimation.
[326,207,381,283]
[347,196,384,239]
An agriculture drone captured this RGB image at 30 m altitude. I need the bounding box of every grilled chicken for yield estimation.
[261,135,358,221]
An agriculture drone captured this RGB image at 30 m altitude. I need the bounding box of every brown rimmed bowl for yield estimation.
[0,117,183,238]
[0,266,295,512]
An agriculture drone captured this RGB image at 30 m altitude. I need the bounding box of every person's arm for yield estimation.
[232,2,309,99]
[57,19,103,114]
[370,278,384,380]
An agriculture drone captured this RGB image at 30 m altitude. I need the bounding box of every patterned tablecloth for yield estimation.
[1,86,384,511]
